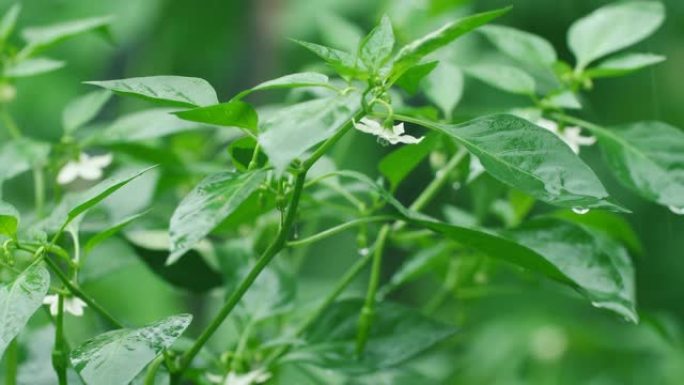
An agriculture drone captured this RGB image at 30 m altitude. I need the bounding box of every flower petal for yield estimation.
[78,164,104,181]
[57,162,80,185]
[88,153,113,168]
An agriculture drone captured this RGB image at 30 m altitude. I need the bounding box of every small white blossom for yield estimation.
[206,369,271,385]
[57,152,113,185]
[43,294,87,317]
[353,117,423,145]
[536,118,596,154]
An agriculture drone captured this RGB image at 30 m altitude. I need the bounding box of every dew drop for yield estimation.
[358,248,370,256]
[452,182,462,191]
[668,205,684,215]
[572,207,590,215]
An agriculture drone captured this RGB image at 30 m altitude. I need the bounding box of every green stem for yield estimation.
[286,216,392,248]
[32,166,45,218]
[4,339,18,385]
[43,256,123,329]
[0,107,21,139]
[247,143,261,171]
[550,112,604,134]
[355,224,390,355]
[52,294,68,385]
[143,355,165,385]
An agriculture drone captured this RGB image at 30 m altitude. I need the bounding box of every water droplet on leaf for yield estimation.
[668,205,684,215]
[572,207,590,215]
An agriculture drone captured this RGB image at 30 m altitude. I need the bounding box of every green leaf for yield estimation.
[0,4,21,42]
[402,114,620,210]
[62,90,112,134]
[168,169,268,264]
[318,13,363,53]
[593,121,684,210]
[0,263,50,358]
[359,15,394,72]
[378,133,439,190]
[66,166,155,224]
[86,76,219,107]
[4,57,65,78]
[552,210,643,255]
[292,39,366,79]
[568,1,665,69]
[70,314,192,385]
[464,63,536,95]
[84,211,148,255]
[381,244,450,296]
[294,299,457,371]
[173,100,258,133]
[21,15,113,57]
[0,200,19,238]
[94,108,202,143]
[391,6,512,79]
[228,136,267,172]
[394,61,437,95]
[258,91,360,174]
[507,218,637,322]
[480,24,557,66]
[0,138,50,183]
[232,72,331,101]
[585,52,665,78]
[423,62,463,118]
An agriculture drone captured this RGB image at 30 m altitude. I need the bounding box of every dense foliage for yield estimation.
[0,1,682,384]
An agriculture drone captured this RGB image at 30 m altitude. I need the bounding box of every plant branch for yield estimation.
[287,216,392,248]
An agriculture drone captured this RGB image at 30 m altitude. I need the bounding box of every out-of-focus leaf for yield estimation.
[233,72,331,101]
[391,6,511,79]
[593,121,684,211]
[228,136,268,172]
[0,138,50,183]
[318,13,363,53]
[480,24,557,66]
[21,16,113,57]
[70,314,192,385]
[381,243,450,296]
[424,62,463,118]
[63,90,112,134]
[84,211,148,255]
[18,326,83,385]
[4,57,65,78]
[552,210,643,255]
[464,64,535,95]
[86,76,218,107]
[173,101,258,133]
[0,4,21,42]
[292,39,366,79]
[93,109,202,144]
[402,114,621,211]
[292,299,457,372]
[0,263,50,358]
[586,53,665,78]
[359,15,394,72]
[168,169,268,264]
[568,1,665,69]
[258,91,360,174]
[507,218,637,322]
[378,133,438,190]
[395,61,437,95]
[0,200,19,238]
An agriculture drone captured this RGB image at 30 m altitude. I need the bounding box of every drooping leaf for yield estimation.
[0,200,19,238]
[378,133,439,190]
[401,114,620,210]
[65,166,155,224]
[394,61,438,95]
[0,263,50,358]
[592,121,684,210]
[293,299,457,372]
[423,62,463,118]
[507,218,637,322]
[0,4,21,42]
[359,15,394,72]
[258,91,360,174]
[4,57,65,78]
[63,90,112,134]
[552,210,643,255]
[173,100,258,133]
[93,108,202,144]
[480,24,557,66]
[0,138,50,183]
[21,15,113,57]
[464,64,536,95]
[586,52,665,78]
[86,76,219,107]
[70,314,192,385]
[391,6,512,79]
[292,39,366,79]
[232,72,331,101]
[568,1,665,69]
[168,169,268,264]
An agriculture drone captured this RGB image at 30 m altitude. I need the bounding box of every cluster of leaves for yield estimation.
[0,1,682,385]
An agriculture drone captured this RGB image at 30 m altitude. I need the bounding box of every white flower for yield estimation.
[57,152,113,185]
[536,118,596,154]
[43,294,87,317]
[207,369,271,385]
[353,117,423,145]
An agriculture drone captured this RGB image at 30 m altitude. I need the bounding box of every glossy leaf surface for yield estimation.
[0,200,19,237]
[586,52,665,78]
[173,101,258,133]
[86,76,219,107]
[480,24,557,66]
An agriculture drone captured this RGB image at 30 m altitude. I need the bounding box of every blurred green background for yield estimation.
[1,0,683,384]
